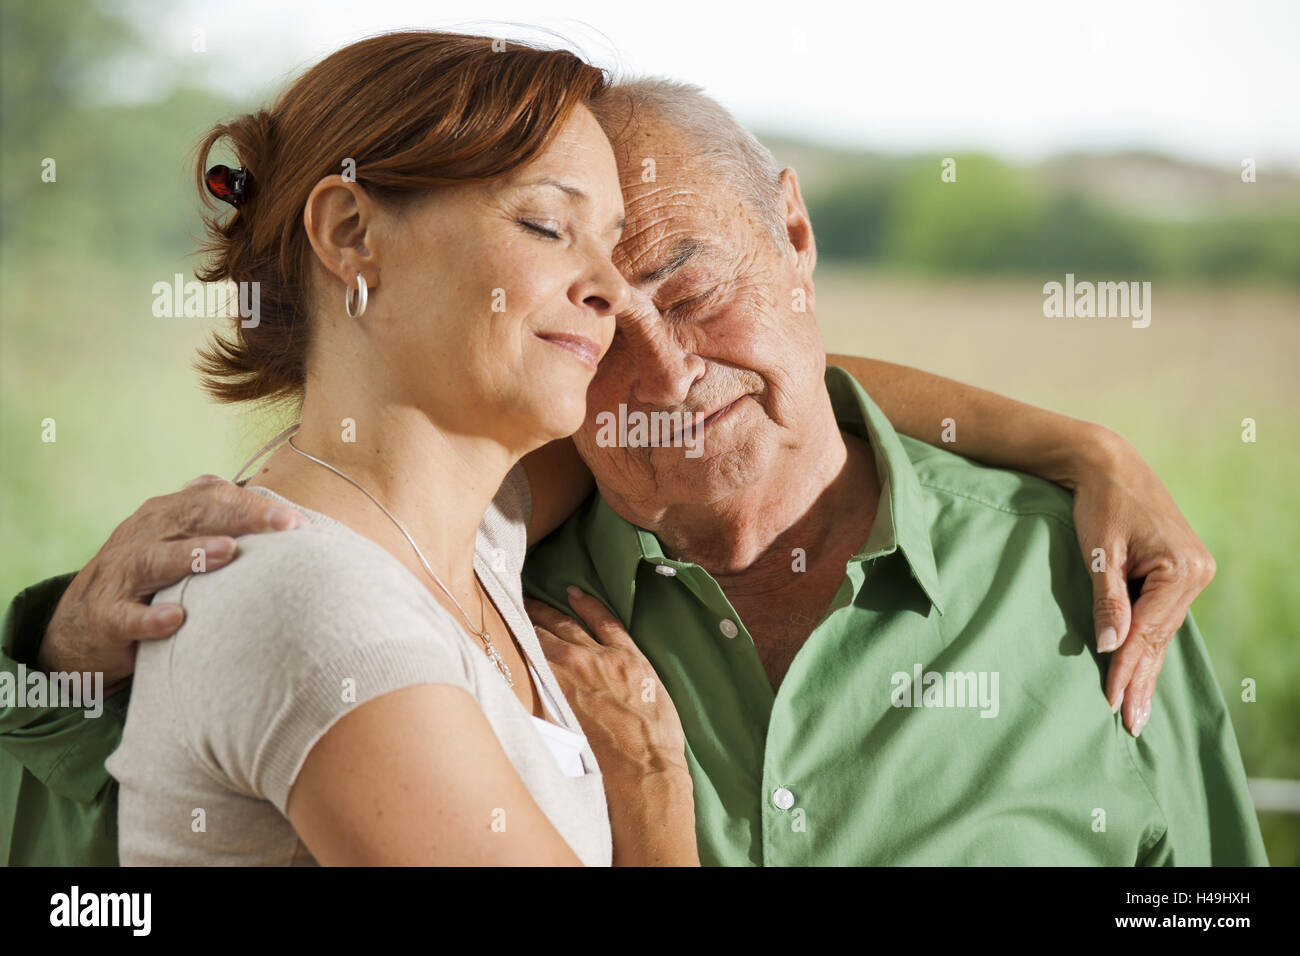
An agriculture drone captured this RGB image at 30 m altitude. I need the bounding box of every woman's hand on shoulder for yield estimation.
[1069,428,1218,737]
[526,589,687,775]
[526,589,698,866]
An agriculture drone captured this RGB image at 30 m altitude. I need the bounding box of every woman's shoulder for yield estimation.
[162,515,415,618]
[136,498,484,813]
[152,490,475,683]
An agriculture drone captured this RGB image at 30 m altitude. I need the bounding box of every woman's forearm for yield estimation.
[603,758,700,866]
[827,353,1120,491]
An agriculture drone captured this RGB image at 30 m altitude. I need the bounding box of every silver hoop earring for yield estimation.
[345,273,368,319]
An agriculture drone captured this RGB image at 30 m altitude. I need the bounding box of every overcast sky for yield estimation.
[124,0,1300,171]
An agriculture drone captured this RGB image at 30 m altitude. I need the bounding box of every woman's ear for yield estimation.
[303,175,382,294]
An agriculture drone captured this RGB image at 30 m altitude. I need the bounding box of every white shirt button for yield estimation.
[719,619,739,639]
[654,564,677,577]
[772,787,795,810]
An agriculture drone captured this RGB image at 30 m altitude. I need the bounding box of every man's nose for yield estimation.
[627,322,706,409]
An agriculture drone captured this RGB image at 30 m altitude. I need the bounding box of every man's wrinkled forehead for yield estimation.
[607,142,728,284]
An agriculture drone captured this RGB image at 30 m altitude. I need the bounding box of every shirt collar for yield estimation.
[584,364,946,622]
[824,364,945,615]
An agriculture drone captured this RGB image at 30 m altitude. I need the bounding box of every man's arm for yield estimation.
[0,476,303,851]
[0,574,125,865]
[0,573,121,800]
[38,475,305,681]
[829,353,1217,736]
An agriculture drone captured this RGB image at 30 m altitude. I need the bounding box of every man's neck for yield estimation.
[645,391,880,591]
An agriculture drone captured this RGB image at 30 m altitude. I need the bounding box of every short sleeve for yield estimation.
[162,527,475,815]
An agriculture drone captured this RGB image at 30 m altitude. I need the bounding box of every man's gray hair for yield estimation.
[595,77,788,245]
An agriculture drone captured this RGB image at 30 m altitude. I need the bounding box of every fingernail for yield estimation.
[268,508,300,531]
[566,586,584,601]
[1096,626,1118,652]
[1110,688,1124,715]
[153,605,183,627]
[1132,702,1151,738]
[202,537,234,559]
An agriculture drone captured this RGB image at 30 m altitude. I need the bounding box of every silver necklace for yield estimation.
[284,436,514,688]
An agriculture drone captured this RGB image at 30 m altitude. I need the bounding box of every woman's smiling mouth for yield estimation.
[536,332,600,370]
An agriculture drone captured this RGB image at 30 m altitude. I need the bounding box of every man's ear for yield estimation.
[303,175,382,297]
[779,167,817,284]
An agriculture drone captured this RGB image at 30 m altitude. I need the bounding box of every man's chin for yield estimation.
[649,439,767,502]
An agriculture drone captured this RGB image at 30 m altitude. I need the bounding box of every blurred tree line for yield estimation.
[1,0,234,274]
[6,0,1297,285]
[796,150,1300,283]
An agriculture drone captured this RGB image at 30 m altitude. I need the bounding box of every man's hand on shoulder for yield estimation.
[37,475,307,687]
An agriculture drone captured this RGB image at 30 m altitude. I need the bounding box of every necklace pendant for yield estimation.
[481,633,514,688]
[489,649,514,687]
[284,436,515,689]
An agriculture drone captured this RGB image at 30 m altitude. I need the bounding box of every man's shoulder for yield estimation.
[898,433,1076,531]
[892,434,1097,673]
[522,492,608,610]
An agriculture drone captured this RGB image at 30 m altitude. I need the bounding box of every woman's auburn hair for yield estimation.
[192,31,608,406]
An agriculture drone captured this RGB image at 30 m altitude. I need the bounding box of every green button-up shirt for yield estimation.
[522,366,1267,865]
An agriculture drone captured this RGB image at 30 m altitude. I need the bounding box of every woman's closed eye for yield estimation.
[518,219,562,240]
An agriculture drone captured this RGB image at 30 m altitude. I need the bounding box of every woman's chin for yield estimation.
[524,399,588,445]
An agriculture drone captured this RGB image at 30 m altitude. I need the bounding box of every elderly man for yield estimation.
[1,81,1264,866]
[520,80,1265,865]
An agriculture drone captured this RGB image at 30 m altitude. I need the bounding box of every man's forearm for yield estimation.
[827,353,1119,490]
[3,573,77,670]
[0,573,129,804]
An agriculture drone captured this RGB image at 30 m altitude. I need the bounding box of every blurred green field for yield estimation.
[3,258,1296,862]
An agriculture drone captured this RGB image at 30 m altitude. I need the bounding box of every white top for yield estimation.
[107,465,612,866]
[528,660,589,777]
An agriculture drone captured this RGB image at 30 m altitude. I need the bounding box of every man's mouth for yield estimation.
[535,332,600,371]
[668,395,748,445]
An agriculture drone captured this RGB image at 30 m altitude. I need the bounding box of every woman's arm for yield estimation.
[828,353,1099,486]
[286,678,699,866]
[527,590,700,867]
[518,355,1214,738]
[828,353,1217,737]
[286,684,583,865]
[520,359,1106,543]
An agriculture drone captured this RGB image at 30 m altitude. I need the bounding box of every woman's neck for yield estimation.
[248,390,518,602]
